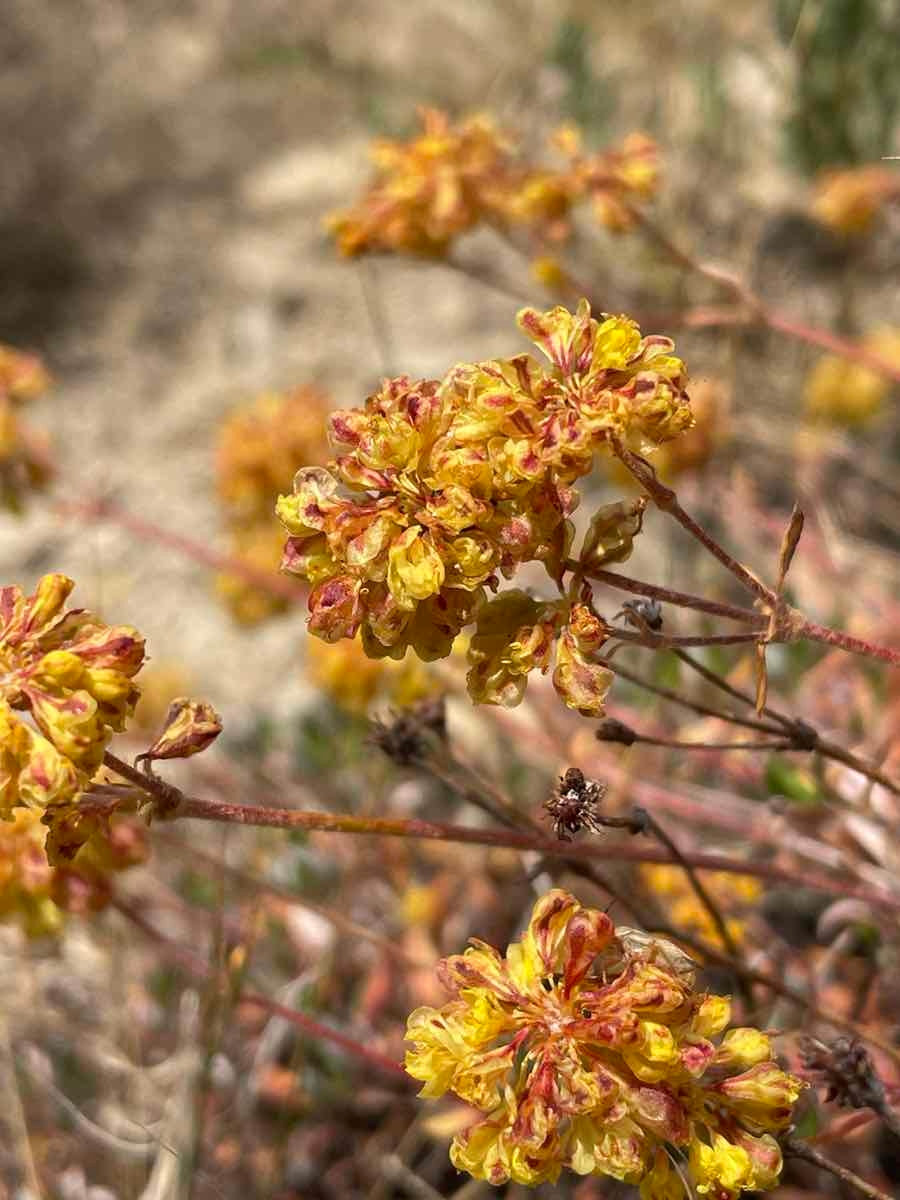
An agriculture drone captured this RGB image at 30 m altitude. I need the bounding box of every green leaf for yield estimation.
[765,756,820,805]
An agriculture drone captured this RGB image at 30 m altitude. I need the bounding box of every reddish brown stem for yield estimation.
[578,565,762,624]
[111,895,409,1082]
[798,617,900,668]
[626,203,900,386]
[611,442,775,603]
[610,627,762,650]
[763,310,900,385]
[783,1136,892,1200]
[58,498,302,602]
[172,796,900,916]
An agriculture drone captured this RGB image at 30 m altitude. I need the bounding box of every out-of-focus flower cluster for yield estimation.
[406,889,804,1194]
[278,301,691,713]
[803,328,900,429]
[641,864,762,952]
[327,108,659,259]
[811,165,899,237]
[215,387,330,624]
[0,574,144,858]
[306,636,441,716]
[0,344,54,513]
[0,806,147,937]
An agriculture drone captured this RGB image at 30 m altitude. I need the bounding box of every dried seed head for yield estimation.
[370,698,446,767]
[544,766,606,841]
[799,1035,886,1110]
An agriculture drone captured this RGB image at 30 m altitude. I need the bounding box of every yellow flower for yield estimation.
[690,1133,753,1197]
[0,343,53,513]
[804,328,900,429]
[279,303,692,713]
[327,112,663,258]
[306,635,440,714]
[327,108,514,259]
[406,888,804,1192]
[811,165,898,236]
[0,574,144,836]
[0,807,147,937]
[215,387,330,625]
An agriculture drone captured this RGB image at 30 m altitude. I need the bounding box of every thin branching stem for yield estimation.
[634,808,745,968]
[673,650,795,730]
[138,794,900,917]
[111,895,410,1082]
[625,203,900,385]
[673,651,900,797]
[60,498,302,601]
[783,1135,893,1200]
[601,658,787,736]
[577,564,763,624]
[629,733,792,752]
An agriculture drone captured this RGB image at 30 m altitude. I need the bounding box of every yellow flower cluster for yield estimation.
[811,165,899,236]
[306,636,440,716]
[327,108,660,259]
[804,328,900,429]
[0,806,147,937]
[406,890,803,1194]
[278,301,691,713]
[0,343,54,513]
[0,574,144,854]
[641,864,762,952]
[215,386,330,624]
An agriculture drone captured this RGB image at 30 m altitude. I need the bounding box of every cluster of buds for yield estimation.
[803,328,900,429]
[406,889,804,1194]
[640,864,762,952]
[327,108,659,259]
[278,300,691,714]
[0,343,54,513]
[0,574,144,861]
[811,164,900,237]
[0,806,148,937]
[215,387,330,624]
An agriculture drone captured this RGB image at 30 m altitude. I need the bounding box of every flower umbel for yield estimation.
[0,574,145,826]
[0,343,54,513]
[216,386,330,625]
[405,889,803,1193]
[0,806,148,937]
[326,109,662,259]
[278,301,691,712]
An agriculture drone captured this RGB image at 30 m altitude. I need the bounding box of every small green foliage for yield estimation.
[775,0,900,172]
[548,19,615,133]
[765,755,820,805]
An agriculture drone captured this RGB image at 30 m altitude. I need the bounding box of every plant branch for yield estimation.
[59,498,302,602]
[782,1135,893,1200]
[632,807,745,967]
[673,651,900,797]
[111,895,409,1082]
[601,658,788,736]
[626,203,900,385]
[577,564,763,624]
[610,441,775,603]
[150,796,900,917]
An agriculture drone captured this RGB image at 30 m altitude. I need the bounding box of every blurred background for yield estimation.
[1,2,898,1198]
